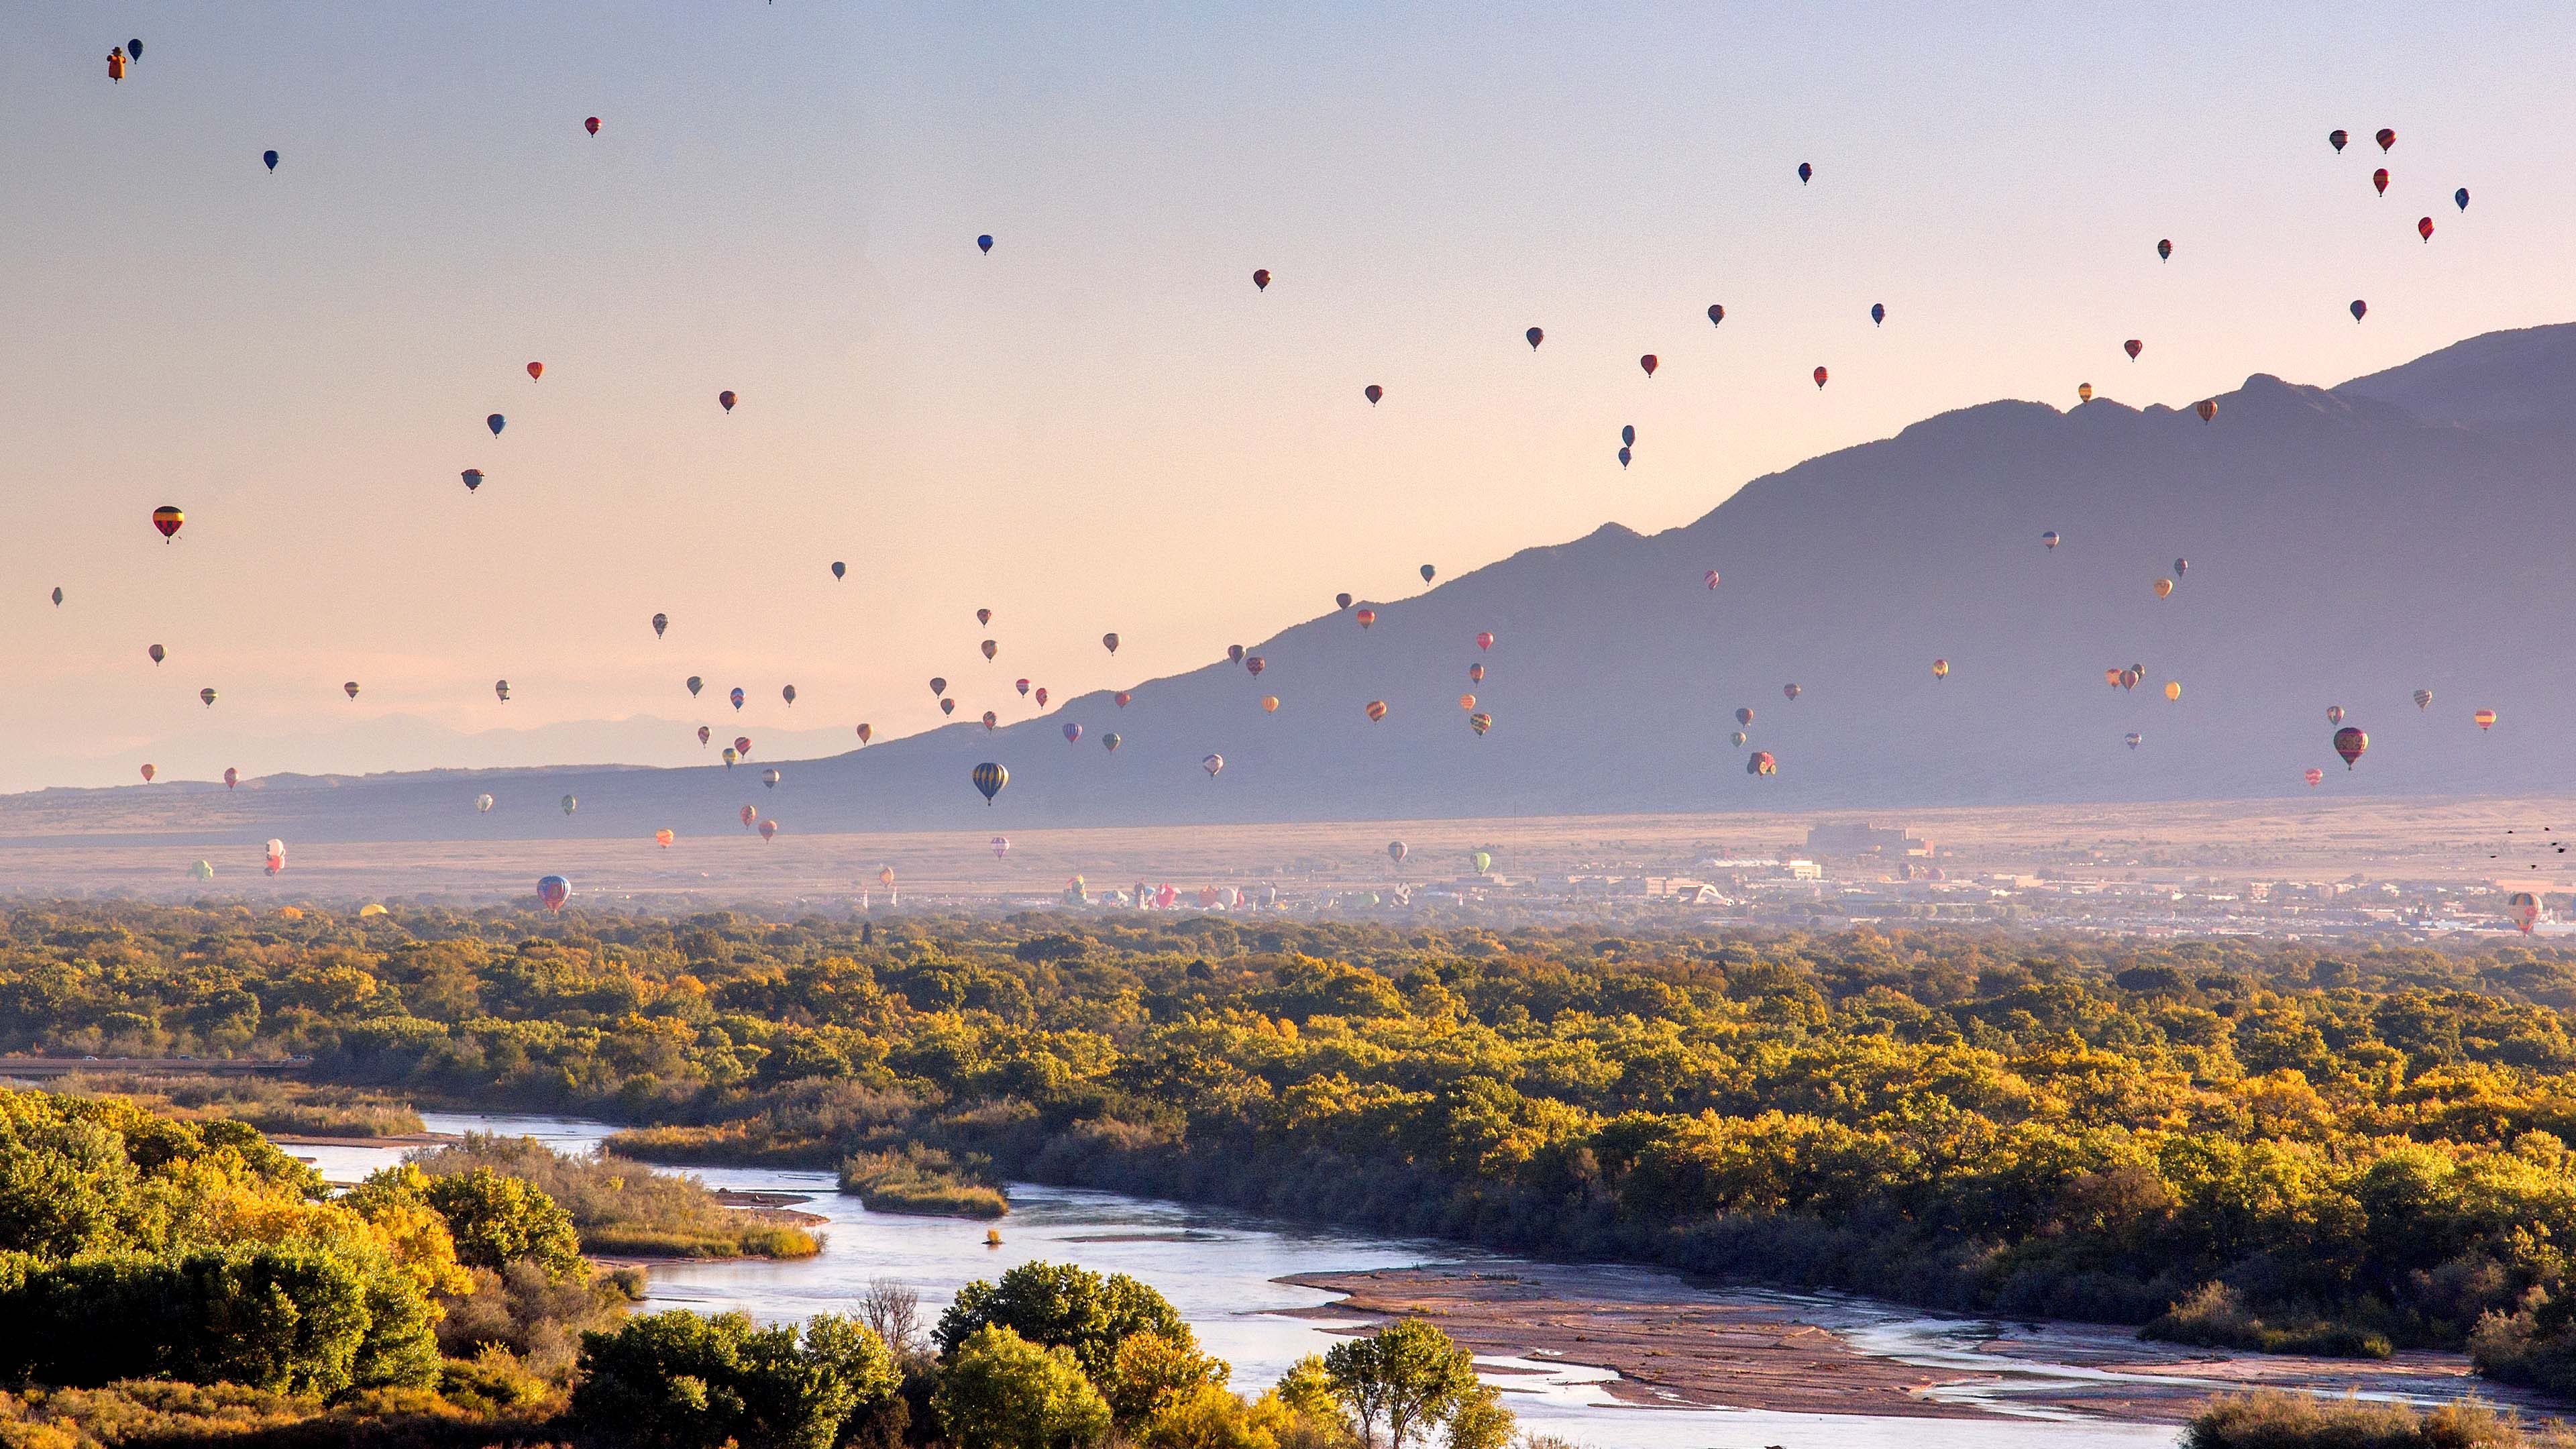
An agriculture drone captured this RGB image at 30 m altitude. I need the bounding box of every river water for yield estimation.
[300,1112,2200,1449]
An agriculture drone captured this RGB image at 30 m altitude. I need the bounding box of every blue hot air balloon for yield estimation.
[2456,187,2471,211]
[1621,425,1635,447]
[487,414,505,437]
[1870,303,1885,326]
[977,234,993,254]
[262,149,279,172]
[971,762,1008,804]
[1797,161,1812,184]
[1617,447,1631,468]
[537,875,572,912]
[729,687,745,710]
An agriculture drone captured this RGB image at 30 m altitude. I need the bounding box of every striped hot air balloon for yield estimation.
[971,762,1008,804]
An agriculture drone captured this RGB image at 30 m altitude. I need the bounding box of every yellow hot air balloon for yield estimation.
[1260,696,1280,712]
[2153,578,2175,599]
[2077,382,2093,402]
[1365,700,1388,722]
[1931,659,1950,680]
[2165,680,2182,701]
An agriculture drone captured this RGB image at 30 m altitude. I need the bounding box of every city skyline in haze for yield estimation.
[5,4,2571,791]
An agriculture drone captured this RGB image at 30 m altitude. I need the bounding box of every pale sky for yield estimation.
[5,3,2572,790]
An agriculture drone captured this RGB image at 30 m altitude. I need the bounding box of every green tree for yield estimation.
[932,1324,1111,1449]
[1321,1320,1479,1449]
[936,1260,1189,1381]
[572,1308,898,1449]
[421,1166,582,1278]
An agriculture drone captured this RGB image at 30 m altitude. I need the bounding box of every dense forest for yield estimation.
[11,902,2576,1404]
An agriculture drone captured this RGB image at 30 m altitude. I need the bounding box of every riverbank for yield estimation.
[1285,1266,2541,1426]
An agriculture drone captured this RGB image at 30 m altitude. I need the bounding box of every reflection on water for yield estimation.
[299,1114,2179,1449]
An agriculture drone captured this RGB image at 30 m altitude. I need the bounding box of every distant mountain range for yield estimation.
[12,322,2573,845]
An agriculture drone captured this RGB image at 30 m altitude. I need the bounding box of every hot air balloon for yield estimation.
[879,866,896,890]
[832,561,847,580]
[2334,727,2369,768]
[2418,217,2435,242]
[1708,304,1725,326]
[560,794,578,816]
[462,469,484,492]
[729,687,745,710]
[1470,850,1493,873]
[1748,751,1777,775]
[265,840,286,875]
[1365,700,1388,722]
[1364,384,1382,406]
[986,835,1010,862]
[1104,731,1123,751]
[1474,631,1495,650]
[2175,557,2188,574]
[981,640,998,661]
[2373,168,2389,197]
[2042,531,2059,550]
[1621,426,1635,449]
[152,506,184,541]
[127,38,142,60]
[1387,841,1408,865]
[1467,664,1486,684]
[2415,689,2434,710]
[1731,731,1748,747]
[140,763,156,782]
[527,361,544,380]
[742,805,757,828]
[2329,129,2349,153]
[1796,162,1812,184]
[2157,239,2171,262]
[2106,668,2123,688]
[975,608,993,627]
[476,793,494,812]
[735,736,751,757]
[1063,722,1083,744]
[977,235,994,254]
[930,678,947,696]
[2164,681,2182,702]
[656,828,674,848]
[538,875,571,912]
[585,117,600,136]
[2508,892,2540,934]
[1015,678,1031,698]
[1355,609,1377,629]
[2196,400,2218,425]
[1812,366,1828,388]
[2475,708,2498,731]
[2078,384,2093,402]
[1932,659,1950,680]
[971,763,1008,804]
[343,680,360,700]
[1870,303,1885,327]
[2125,339,2143,361]
[2351,299,2368,322]
[191,860,213,881]
[1336,593,1354,610]
[1784,684,1802,700]
[1705,570,1721,590]
[2305,767,2324,788]
[2155,578,2175,600]
[488,414,506,436]
[148,644,164,665]
[224,768,239,789]
[2327,705,2345,725]
[1201,753,1223,777]
[1639,354,1658,378]
[1245,656,1266,676]
[2376,127,2396,152]
[1460,694,1477,711]
[262,149,278,171]
[2126,733,2143,750]
[2121,668,2141,691]
[1468,712,1492,735]
[50,588,61,607]
[1253,268,1270,291]
[652,612,667,638]
[2456,188,2471,211]
[1114,692,1131,708]
[1734,706,1755,729]
[1525,327,1544,350]
[200,688,217,708]
[761,768,782,789]
[855,724,871,745]
[1420,564,1436,584]
[981,711,998,731]
[1101,633,1120,655]
[718,390,737,412]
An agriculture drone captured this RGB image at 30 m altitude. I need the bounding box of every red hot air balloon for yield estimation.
[1364,700,1388,722]
[735,736,752,757]
[1063,722,1083,744]
[1114,692,1131,708]
[2376,127,2396,152]
[1812,366,1828,388]
[2196,399,2218,424]
[2334,726,2369,768]
[2418,216,2435,241]
[1474,631,1495,650]
[741,805,757,828]
[1244,656,1266,677]
[140,763,156,783]
[2304,767,2324,788]
[1363,384,1382,406]
[1525,327,1544,350]
[538,875,572,912]
[1639,354,1658,378]
[2124,339,2143,361]
[1705,570,1721,590]
[224,767,239,789]
[153,506,184,541]
[718,390,737,412]
[1252,268,1270,291]
[1354,608,1377,629]
[1015,678,1031,697]
[855,724,871,744]
[2329,129,2349,152]
[1748,751,1776,775]
[585,117,600,136]
[526,361,544,380]
[2475,708,2498,731]
[2373,168,2390,196]
[1034,687,1048,707]
[2350,300,2367,322]
[698,726,712,746]
[759,819,777,842]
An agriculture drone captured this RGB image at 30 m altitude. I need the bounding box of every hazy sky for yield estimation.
[5,3,2572,790]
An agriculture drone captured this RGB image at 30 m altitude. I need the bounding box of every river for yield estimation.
[299,1114,2238,1449]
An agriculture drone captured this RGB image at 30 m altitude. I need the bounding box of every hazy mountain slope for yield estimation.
[13,324,2573,844]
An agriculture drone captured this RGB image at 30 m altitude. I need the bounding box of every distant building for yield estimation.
[1805,822,1933,857]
